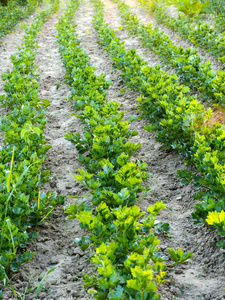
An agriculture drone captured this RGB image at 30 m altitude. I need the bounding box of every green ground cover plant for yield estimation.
[207,0,225,25]
[0,0,63,293]
[176,0,209,17]
[138,0,225,65]
[116,0,225,107]
[0,0,40,39]
[92,0,225,253]
[56,0,192,298]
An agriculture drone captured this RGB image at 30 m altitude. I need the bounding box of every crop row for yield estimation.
[0,0,63,290]
[0,0,39,39]
[56,0,192,298]
[117,0,225,108]
[92,0,225,251]
[137,0,225,65]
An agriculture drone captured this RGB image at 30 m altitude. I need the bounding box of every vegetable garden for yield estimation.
[0,0,225,299]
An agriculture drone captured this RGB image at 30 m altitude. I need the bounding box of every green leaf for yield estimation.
[108,285,124,299]
[35,265,58,297]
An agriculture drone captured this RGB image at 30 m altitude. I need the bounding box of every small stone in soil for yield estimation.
[50,257,59,265]
[175,269,184,274]
[50,279,58,285]
[71,290,81,297]
[73,247,85,256]
[67,274,73,281]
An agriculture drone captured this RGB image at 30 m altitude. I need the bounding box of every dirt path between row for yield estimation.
[2,0,225,299]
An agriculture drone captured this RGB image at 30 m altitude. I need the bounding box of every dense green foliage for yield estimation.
[57,0,192,298]
[0,0,40,38]
[172,0,225,25]
[1,0,224,294]
[115,0,225,107]
[92,0,225,252]
[207,0,225,23]
[0,0,63,288]
[154,4,225,64]
[138,0,225,64]
[176,0,209,16]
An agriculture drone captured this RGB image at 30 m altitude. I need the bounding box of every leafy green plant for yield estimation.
[206,210,225,253]
[206,0,225,24]
[0,265,58,300]
[0,0,63,289]
[115,0,225,107]
[168,248,193,264]
[137,0,157,13]
[177,0,209,16]
[56,1,193,299]
[83,203,168,300]
[0,0,40,39]
[92,0,225,250]
[151,1,225,64]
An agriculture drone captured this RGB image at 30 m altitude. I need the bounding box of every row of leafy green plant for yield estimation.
[0,0,40,39]
[137,0,225,65]
[115,0,225,108]
[92,0,225,253]
[0,0,63,295]
[56,0,192,299]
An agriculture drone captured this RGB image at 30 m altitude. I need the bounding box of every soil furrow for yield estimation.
[103,0,163,69]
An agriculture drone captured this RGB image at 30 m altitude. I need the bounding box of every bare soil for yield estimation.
[1,0,225,299]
